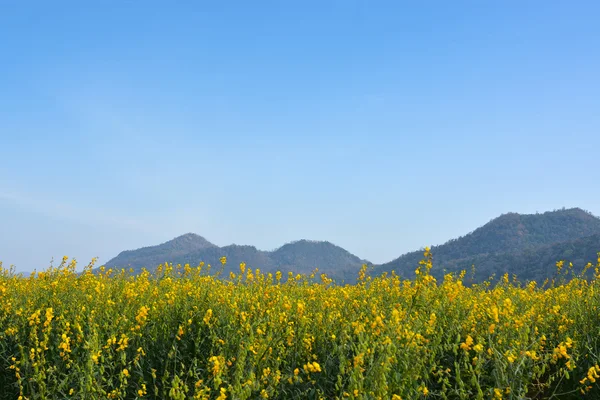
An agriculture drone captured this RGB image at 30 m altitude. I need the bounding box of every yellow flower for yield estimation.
[203,309,213,325]
[216,387,227,400]
[44,307,54,328]
[506,353,516,363]
[493,388,503,399]
[460,335,474,351]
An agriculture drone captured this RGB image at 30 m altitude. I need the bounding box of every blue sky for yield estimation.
[1,1,599,272]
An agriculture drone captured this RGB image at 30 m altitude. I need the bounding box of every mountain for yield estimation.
[271,240,368,281]
[101,236,367,283]
[373,208,600,283]
[101,208,600,284]
[103,233,218,271]
[447,233,600,284]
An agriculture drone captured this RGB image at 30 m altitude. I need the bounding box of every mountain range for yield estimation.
[101,207,600,284]
[102,234,368,282]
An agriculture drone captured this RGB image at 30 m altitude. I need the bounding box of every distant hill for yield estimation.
[373,208,600,283]
[101,208,600,284]
[101,236,367,283]
[449,233,600,284]
[271,240,368,281]
[102,233,218,271]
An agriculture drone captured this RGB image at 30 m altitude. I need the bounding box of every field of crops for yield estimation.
[1,249,600,399]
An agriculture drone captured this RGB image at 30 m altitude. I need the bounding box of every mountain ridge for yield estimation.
[101,207,600,283]
[373,207,600,282]
[102,235,368,283]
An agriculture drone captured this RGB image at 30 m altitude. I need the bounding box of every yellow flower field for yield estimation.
[1,249,600,399]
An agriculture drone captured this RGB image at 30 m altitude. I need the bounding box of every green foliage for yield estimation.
[3,251,600,399]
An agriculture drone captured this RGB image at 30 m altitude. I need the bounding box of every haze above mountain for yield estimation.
[102,208,600,283]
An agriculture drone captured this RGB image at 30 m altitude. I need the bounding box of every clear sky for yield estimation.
[1,1,599,272]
